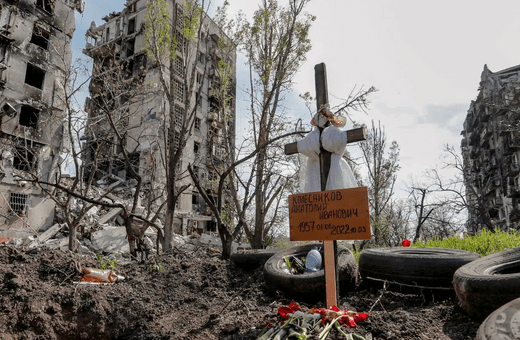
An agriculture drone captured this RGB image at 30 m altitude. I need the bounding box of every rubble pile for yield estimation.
[1,174,250,257]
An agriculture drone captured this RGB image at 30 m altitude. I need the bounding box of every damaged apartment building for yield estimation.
[82,0,236,236]
[461,64,520,233]
[0,0,84,238]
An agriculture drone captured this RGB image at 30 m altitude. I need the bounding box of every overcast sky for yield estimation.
[72,0,520,196]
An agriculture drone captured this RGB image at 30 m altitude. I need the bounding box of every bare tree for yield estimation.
[425,144,486,235]
[143,0,216,252]
[187,0,316,255]
[358,120,400,248]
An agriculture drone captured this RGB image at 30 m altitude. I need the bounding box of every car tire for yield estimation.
[453,246,520,321]
[230,249,279,270]
[263,243,357,302]
[475,297,520,340]
[359,247,480,289]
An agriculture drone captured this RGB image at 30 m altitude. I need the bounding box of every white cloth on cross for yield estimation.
[297,125,357,193]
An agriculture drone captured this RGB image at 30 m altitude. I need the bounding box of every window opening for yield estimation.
[198,52,205,64]
[104,27,110,43]
[192,192,199,205]
[194,141,200,154]
[36,0,53,13]
[134,54,147,75]
[13,147,36,172]
[19,105,39,129]
[126,38,135,57]
[9,193,27,216]
[30,26,49,49]
[25,63,45,89]
[194,117,200,130]
[206,220,216,233]
[128,17,136,34]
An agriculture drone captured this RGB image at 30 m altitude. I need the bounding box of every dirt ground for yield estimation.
[0,244,480,340]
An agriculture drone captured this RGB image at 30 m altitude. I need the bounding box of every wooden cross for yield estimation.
[285,63,368,308]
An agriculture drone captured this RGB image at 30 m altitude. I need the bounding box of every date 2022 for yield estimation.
[296,221,367,235]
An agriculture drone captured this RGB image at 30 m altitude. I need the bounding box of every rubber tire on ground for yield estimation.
[263,243,357,302]
[453,246,520,321]
[230,249,279,270]
[475,297,520,340]
[359,247,480,289]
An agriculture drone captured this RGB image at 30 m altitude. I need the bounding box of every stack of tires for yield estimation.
[452,247,520,339]
[357,246,520,340]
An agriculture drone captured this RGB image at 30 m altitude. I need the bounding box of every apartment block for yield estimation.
[0,0,84,238]
[461,64,520,234]
[82,0,236,236]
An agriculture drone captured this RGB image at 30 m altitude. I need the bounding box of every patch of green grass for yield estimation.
[352,229,520,261]
[413,228,520,257]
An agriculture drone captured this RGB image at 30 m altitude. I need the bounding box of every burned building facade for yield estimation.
[82,0,236,235]
[461,64,520,234]
[0,0,84,238]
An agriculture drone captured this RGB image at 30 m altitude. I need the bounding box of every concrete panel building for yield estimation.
[461,64,520,233]
[0,0,84,238]
[82,0,236,236]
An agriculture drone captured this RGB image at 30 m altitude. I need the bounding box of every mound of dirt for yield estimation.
[0,245,479,340]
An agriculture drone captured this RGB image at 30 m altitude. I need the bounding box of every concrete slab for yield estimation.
[98,208,123,225]
[90,226,130,254]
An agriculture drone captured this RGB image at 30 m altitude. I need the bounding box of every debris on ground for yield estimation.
[0,244,480,339]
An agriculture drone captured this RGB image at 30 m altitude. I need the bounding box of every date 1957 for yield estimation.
[296,221,367,235]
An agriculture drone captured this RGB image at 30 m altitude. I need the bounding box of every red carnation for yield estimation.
[277,301,300,320]
[402,239,411,247]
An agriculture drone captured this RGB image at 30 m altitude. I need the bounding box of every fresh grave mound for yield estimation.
[0,245,480,339]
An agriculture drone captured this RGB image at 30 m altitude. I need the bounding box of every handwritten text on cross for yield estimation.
[289,187,370,241]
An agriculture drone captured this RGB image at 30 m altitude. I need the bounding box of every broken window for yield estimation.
[198,52,205,64]
[36,0,53,13]
[127,2,136,12]
[194,117,200,130]
[128,17,136,34]
[25,63,45,89]
[13,147,36,172]
[104,27,110,43]
[9,193,27,216]
[206,220,216,233]
[30,25,49,50]
[194,141,200,154]
[133,54,147,75]
[19,105,39,129]
[126,38,135,57]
